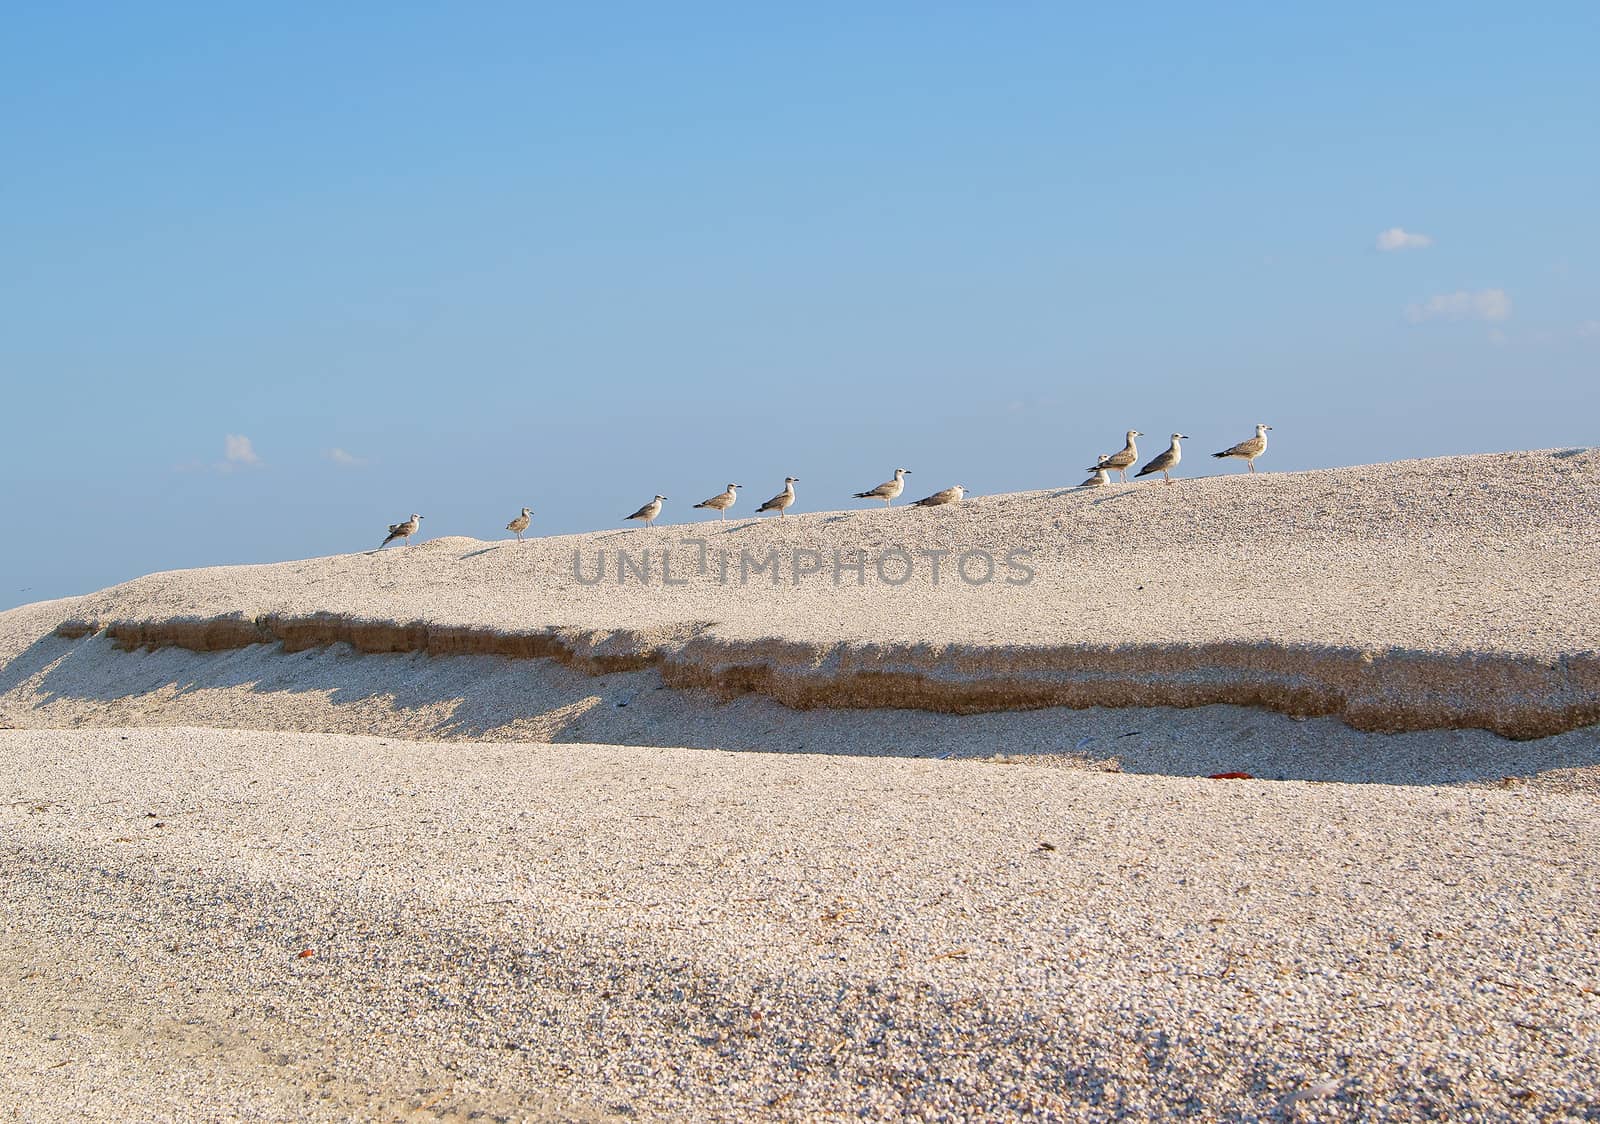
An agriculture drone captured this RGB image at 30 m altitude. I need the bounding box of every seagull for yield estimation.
[1135,434,1187,485]
[693,483,742,520]
[1080,456,1111,487]
[380,514,423,548]
[910,484,966,507]
[853,468,911,506]
[506,507,533,541]
[757,477,799,517]
[1102,431,1143,482]
[625,495,666,528]
[1212,424,1272,473]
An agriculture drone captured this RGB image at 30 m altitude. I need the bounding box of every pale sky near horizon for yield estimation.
[3,3,1598,610]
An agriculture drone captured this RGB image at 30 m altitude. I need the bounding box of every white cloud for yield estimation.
[327,447,366,466]
[1376,227,1433,252]
[1405,289,1512,324]
[179,433,264,474]
[223,433,261,467]
[1488,329,1508,346]
[1579,320,1600,339]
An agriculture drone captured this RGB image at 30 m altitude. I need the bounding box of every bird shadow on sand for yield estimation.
[1087,490,1147,507]
[7,631,1600,787]
[458,545,510,560]
[676,522,754,533]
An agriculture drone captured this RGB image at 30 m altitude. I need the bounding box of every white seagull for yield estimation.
[625,495,667,528]
[853,468,911,506]
[693,483,742,520]
[380,514,423,548]
[757,477,799,518]
[1135,434,1187,485]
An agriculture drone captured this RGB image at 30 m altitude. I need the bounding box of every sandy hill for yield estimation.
[4,448,1598,739]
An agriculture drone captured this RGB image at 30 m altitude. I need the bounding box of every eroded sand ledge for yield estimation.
[52,610,1600,739]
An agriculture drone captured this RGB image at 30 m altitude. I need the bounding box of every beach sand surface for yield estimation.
[4,727,1598,1120]
[3,450,1599,1117]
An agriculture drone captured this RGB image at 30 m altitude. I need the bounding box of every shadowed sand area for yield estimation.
[2,450,1598,1118]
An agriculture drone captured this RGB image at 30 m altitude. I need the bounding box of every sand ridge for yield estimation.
[6,449,1599,738]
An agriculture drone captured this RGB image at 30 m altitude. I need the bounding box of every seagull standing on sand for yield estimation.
[757,477,799,517]
[1102,431,1143,482]
[1135,434,1187,485]
[1212,424,1272,473]
[693,483,742,520]
[506,507,533,541]
[625,495,667,528]
[380,514,423,548]
[854,468,911,506]
[910,484,966,507]
[1081,456,1111,487]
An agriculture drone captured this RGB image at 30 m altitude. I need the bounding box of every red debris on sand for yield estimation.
[297,948,316,959]
[1207,771,1254,780]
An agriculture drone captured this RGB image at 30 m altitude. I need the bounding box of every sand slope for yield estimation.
[5,449,1600,737]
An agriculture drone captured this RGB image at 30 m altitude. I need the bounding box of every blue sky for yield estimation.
[3,2,1597,608]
